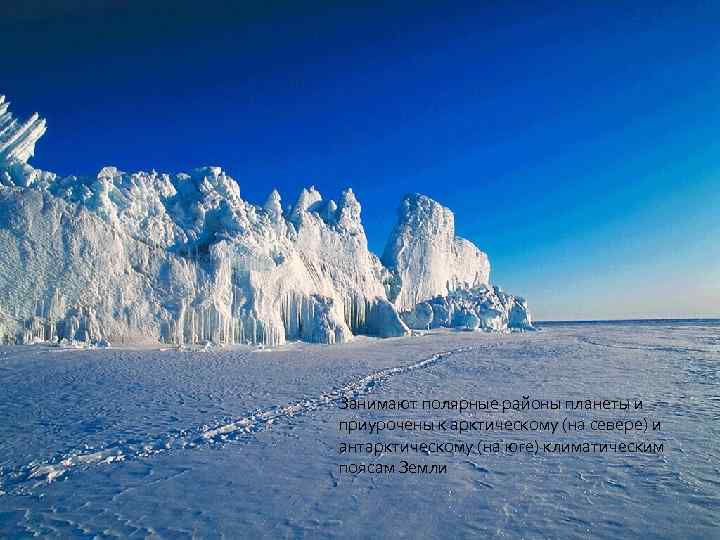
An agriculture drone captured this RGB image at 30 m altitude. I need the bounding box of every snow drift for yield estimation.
[0,95,532,345]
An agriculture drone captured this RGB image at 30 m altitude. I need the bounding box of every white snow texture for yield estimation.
[0,96,532,346]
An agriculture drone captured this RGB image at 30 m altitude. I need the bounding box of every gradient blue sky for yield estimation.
[3,1,718,320]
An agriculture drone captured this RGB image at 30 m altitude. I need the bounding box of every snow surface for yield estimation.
[0,96,532,347]
[0,322,718,538]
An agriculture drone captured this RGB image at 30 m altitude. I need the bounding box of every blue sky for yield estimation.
[3,1,718,320]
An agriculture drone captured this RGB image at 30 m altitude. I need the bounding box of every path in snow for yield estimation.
[0,346,473,496]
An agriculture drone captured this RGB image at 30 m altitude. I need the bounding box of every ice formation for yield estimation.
[382,194,491,311]
[399,286,533,331]
[0,95,47,168]
[0,96,532,346]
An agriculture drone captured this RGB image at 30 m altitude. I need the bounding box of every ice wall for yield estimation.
[0,96,531,346]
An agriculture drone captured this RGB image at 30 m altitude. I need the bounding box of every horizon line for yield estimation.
[535,317,720,324]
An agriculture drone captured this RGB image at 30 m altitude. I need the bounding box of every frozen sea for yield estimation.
[0,321,718,539]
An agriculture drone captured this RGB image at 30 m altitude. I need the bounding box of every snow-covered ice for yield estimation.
[0,321,718,538]
[382,193,490,311]
[0,95,531,347]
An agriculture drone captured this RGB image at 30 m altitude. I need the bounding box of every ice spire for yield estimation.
[290,186,322,223]
[0,96,47,167]
[264,189,283,221]
[336,188,362,231]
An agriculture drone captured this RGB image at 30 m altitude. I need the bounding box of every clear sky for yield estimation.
[3,1,718,320]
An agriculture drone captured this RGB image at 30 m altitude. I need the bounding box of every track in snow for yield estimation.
[0,346,473,496]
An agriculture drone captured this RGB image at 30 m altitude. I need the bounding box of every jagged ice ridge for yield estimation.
[0,96,532,346]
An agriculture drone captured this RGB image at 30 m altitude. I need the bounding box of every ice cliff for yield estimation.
[382,194,491,311]
[0,96,532,346]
